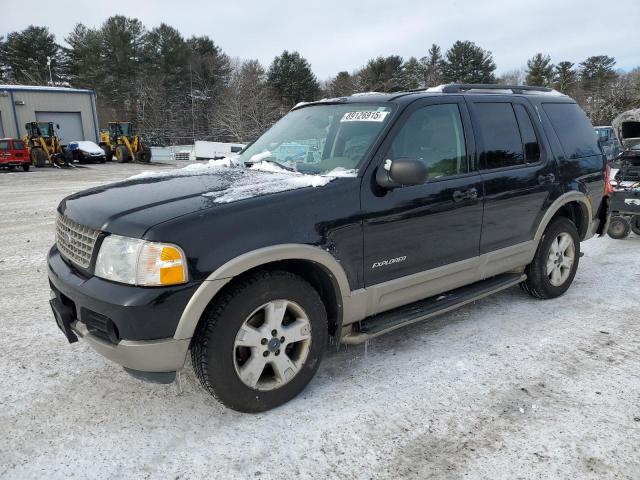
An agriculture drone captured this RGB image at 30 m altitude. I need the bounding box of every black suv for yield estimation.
[48,84,609,412]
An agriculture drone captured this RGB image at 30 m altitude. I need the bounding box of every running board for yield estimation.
[341,273,526,345]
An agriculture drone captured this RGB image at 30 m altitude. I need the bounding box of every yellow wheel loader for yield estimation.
[99,122,152,163]
[23,122,73,168]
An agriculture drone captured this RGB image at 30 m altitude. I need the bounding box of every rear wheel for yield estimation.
[136,146,152,163]
[22,164,30,172]
[608,216,631,239]
[191,270,327,413]
[62,149,73,166]
[115,144,130,163]
[521,217,580,299]
[631,216,640,236]
[31,148,47,167]
[101,144,113,162]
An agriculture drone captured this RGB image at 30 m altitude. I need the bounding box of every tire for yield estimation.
[191,270,327,413]
[631,216,640,236]
[136,146,152,163]
[608,216,631,239]
[22,164,30,172]
[521,217,580,299]
[115,144,130,163]
[63,149,73,166]
[101,145,113,162]
[31,148,47,167]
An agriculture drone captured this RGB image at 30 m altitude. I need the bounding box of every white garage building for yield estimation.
[0,85,99,143]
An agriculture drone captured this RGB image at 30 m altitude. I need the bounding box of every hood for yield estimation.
[612,109,640,149]
[59,162,352,238]
[69,141,104,155]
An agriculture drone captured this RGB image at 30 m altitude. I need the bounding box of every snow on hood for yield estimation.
[69,141,104,155]
[128,158,357,204]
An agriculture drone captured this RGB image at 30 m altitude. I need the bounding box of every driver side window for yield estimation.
[389,104,468,179]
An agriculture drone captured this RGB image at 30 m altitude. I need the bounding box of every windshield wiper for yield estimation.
[244,158,296,172]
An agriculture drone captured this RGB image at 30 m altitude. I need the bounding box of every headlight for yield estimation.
[94,234,187,286]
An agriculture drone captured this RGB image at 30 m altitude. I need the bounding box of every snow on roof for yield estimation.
[0,84,93,94]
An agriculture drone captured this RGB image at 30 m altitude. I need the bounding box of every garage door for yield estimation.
[35,111,84,143]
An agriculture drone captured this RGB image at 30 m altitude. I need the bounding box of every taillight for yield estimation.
[604,163,614,195]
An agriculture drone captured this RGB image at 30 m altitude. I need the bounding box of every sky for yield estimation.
[2,0,639,80]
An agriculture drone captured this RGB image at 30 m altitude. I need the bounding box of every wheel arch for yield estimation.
[173,244,351,341]
[534,192,592,242]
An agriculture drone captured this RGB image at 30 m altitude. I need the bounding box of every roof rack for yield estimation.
[426,84,563,96]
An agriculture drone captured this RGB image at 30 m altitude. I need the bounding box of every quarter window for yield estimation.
[514,104,541,163]
[475,103,525,169]
[542,103,600,159]
[389,104,467,179]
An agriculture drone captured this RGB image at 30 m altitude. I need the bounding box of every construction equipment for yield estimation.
[99,122,152,163]
[22,122,74,168]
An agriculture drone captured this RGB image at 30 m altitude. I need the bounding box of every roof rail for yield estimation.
[427,84,562,95]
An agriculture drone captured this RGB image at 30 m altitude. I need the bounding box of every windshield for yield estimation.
[237,104,393,175]
[38,123,53,137]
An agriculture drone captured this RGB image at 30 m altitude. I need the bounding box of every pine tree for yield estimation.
[2,26,64,84]
[525,53,554,87]
[400,57,425,89]
[355,55,404,92]
[327,71,355,97]
[65,24,104,89]
[267,51,319,107]
[553,61,577,94]
[579,55,617,94]
[420,44,443,87]
[442,41,496,84]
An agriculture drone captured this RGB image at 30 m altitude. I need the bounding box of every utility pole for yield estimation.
[189,63,195,144]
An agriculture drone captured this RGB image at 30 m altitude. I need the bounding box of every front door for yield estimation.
[361,97,484,314]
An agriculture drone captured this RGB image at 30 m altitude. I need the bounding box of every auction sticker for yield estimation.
[341,111,389,122]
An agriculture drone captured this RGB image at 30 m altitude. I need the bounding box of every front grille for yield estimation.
[56,214,100,269]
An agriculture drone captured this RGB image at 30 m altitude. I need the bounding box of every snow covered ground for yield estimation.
[1,163,639,479]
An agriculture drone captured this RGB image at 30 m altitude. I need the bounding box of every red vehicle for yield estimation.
[0,138,30,171]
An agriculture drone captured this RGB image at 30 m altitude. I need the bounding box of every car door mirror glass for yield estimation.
[376,158,428,189]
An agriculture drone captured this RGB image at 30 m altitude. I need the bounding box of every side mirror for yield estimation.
[56,124,60,129]
[376,158,428,189]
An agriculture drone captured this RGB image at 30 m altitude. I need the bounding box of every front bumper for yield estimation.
[47,246,199,373]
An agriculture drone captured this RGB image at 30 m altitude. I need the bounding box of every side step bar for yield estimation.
[341,273,526,345]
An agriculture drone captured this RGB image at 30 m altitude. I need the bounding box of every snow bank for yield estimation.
[127,158,357,203]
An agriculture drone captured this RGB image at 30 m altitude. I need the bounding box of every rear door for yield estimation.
[467,96,559,254]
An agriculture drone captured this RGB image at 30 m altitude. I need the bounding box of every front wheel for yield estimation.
[191,271,327,413]
[22,164,30,172]
[521,217,580,299]
[136,146,152,163]
[115,144,130,163]
[101,144,113,162]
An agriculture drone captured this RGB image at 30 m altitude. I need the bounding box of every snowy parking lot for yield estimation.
[1,163,639,479]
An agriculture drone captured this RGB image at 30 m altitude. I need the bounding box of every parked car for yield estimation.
[68,141,107,164]
[595,126,621,162]
[0,138,31,171]
[48,84,609,412]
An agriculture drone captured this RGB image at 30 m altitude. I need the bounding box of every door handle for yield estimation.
[453,188,478,202]
[452,190,467,202]
[538,173,556,185]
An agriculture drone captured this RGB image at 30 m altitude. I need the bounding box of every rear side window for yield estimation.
[542,103,599,158]
[0,141,9,151]
[513,104,541,163]
[475,103,524,169]
[12,140,25,150]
